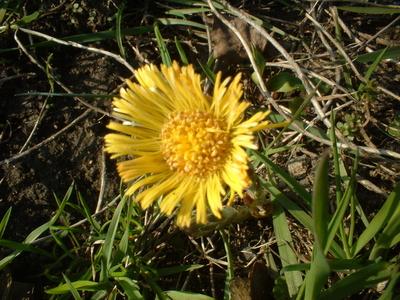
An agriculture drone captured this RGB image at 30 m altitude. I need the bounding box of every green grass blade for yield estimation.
[0,239,51,257]
[352,182,400,256]
[312,151,329,249]
[356,46,400,63]
[77,192,101,233]
[0,183,72,271]
[378,271,400,300]
[102,195,127,270]
[161,291,214,300]
[251,150,312,206]
[0,26,152,54]
[325,175,354,254]
[115,3,126,59]
[0,207,12,239]
[62,274,82,300]
[197,56,216,84]
[154,23,172,66]
[166,7,210,16]
[364,47,387,82]
[330,113,343,204]
[369,206,400,259]
[304,245,330,300]
[320,261,394,299]
[116,277,144,300]
[46,280,107,294]
[262,179,346,258]
[337,6,400,14]
[272,202,303,297]
[220,230,234,300]
[157,264,203,276]
[158,17,206,30]
[175,36,189,65]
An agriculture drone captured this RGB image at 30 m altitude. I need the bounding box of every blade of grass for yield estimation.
[174,36,189,65]
[115,2,126,59]
[304,245,330,300]
[337,6,400,14]
[197,56,215,83]
[0,183,73,271]
[378,270,400,300]
[157,264,203,277]
[220,229,234,300]
[0,207,12,239]
[312,151,329,249]
[102,195,127,270]
[261,178,346,258]
[352,182,400,256]
[77,192,101,233]
[154,23,172,66]
[46,280,108,294]
[272,202,303,297]
[158,17,206,30]
[116,277,144,300]
[63,274,82,300]
[0,26,152,53]
[167,7,210,16]
[356,46,400,63]
[358,47,387,95]
[320,261,394,299]
[251,150,311,206]
[369,204,400,259]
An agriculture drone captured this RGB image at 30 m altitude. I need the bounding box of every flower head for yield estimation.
[105,62,273,227]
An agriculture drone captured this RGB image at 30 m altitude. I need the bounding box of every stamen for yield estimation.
[161,111,231,178]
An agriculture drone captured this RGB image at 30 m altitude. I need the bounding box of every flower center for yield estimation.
[161,111,231,177]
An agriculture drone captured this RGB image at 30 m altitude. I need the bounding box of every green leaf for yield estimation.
[167,7,210,16]
[157,264,203,277]
[116,277,144,300]
[251,150,312,206]
[16,11,40,25]
[266,72,303,93]
[321,262,394,299]
[158,291,214,300]
[158,17,206,30]
[369,205,400,259]
[62,274,82,300]
[0,239,51,257]
[337,6,400,14]
[0,26,152,54]
[312,152,329,249]
[304,245,330,300]
[272,203,303,297]
[197,56,215,83]
[378,271,400,300]
[262,179,345,259]
[387,114,400,138]
[352,183,400,256]
[364,47,387,82]
[115,3,126,59]
[102,196,127,270]
[46,281,106,294]
[356,47,400,64]
[325,173,354,254]
[154,23,172,66]
[250,46,266,86]
[0,183,73,271]
[0,207,12,239]
[175,36,189,65]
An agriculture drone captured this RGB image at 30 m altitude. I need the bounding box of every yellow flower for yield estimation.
[105,62,273,227]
